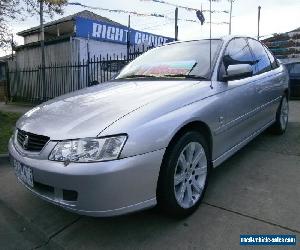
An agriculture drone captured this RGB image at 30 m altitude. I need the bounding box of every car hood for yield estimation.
[17,80,202,140]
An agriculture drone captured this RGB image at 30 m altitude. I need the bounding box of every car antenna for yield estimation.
[209,0,213,89]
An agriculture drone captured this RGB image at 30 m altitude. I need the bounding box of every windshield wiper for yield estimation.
[118,74,209,80]
[119,74,159,79]
[161,74,209,80]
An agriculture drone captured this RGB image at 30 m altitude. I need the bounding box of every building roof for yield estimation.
[263,26,300,42]
[17,10,125,36]
[290,27,300,33]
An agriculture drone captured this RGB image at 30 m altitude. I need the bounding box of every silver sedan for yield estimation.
[9,36,289,217]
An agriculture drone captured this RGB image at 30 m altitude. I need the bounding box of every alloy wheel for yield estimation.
[280,97,289,130]
[173,142,207,209]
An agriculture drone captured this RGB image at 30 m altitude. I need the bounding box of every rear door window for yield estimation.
[263,46,279,69]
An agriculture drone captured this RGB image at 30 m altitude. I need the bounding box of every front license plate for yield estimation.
[13,159,34,188]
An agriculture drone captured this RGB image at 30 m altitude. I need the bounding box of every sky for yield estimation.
[1,0,300,56]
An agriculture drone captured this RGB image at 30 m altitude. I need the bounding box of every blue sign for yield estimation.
[75,17,174,46]
[240,235,296,246]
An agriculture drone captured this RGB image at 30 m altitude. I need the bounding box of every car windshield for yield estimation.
[116,40,222,80]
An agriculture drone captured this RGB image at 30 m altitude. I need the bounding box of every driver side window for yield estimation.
[219,38,254,80]
[247,38,272,75]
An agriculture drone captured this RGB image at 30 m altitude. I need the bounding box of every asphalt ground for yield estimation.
[0,101,299,250]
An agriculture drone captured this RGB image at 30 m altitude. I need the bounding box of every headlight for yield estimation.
[49,135,127,162]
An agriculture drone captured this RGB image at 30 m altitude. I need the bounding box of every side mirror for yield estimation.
[223,64,253,81]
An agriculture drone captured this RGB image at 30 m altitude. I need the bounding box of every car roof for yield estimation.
[166,35,259,46]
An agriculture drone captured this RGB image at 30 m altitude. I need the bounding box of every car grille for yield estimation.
[17,129,50,152]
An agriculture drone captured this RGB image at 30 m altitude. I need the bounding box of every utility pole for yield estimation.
[229,0,233,35]
[127,15,131,60]
[39,0,46,101]
[87,33,90,85]
[175,7,178,41]
[209,0,212,89]
[257,6,261,40]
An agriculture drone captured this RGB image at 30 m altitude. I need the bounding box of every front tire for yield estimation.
[157,131,210,218]
[272,95,289,134]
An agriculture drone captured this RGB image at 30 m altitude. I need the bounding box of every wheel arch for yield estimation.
[284,88,290,100]
[161,120,213,169]
[156,120,213,210]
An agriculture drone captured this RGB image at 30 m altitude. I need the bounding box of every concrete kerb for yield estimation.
[0,154,9,159]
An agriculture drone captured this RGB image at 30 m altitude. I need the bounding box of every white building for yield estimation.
[13,10,174,69]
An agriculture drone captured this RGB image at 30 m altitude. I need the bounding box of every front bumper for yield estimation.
[9,138,165,216]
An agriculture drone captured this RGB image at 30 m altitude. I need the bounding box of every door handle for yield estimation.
[219,116,224,124]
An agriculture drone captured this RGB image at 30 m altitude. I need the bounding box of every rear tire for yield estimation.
[272,95,289,135]
[157,131,210,218]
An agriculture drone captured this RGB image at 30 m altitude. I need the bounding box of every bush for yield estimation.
[0,111,21,154]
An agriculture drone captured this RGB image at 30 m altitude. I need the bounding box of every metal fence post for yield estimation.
[87,52,90,87]
[7,45,151,104]
[5,62,11,103]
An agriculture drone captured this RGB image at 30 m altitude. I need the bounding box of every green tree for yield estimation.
[0,0,67,50]
[0,0,21,49]
[24,0,67,17]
